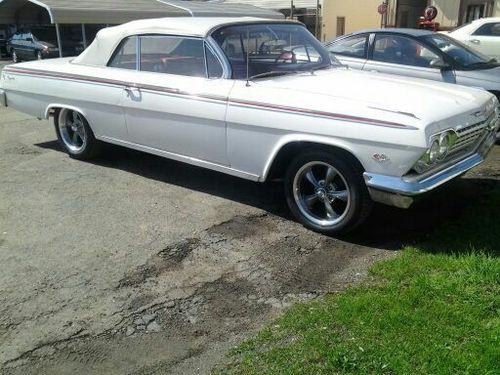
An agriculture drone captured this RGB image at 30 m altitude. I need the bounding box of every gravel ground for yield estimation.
[0,66,499,374]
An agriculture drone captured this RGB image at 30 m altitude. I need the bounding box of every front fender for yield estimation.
[260,134,425,182]
[261,134,359,181]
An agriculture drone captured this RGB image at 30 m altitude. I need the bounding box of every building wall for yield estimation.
[322,0,500,40]
[322,0,386,41]
[431,0,461,27]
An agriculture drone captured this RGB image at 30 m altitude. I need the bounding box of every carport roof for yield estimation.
[0,0,282,24]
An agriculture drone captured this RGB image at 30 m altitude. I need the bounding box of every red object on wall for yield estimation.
[378,3,388,15]
[418,6,440,31]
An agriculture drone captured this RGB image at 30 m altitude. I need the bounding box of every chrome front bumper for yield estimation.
[364,129,497,208]
[0,88,6,107]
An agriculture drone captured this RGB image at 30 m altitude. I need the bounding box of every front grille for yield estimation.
[450,115,493,153]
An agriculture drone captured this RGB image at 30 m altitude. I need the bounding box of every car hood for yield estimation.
[456,65,500,84]
[253,67,494,130]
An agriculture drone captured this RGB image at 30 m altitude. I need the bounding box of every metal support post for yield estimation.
[55,23,63,57]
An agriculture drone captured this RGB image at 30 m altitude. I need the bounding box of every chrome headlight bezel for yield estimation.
[413,129,458,174]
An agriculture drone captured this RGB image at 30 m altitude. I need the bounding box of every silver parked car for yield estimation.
[325,29,500,140]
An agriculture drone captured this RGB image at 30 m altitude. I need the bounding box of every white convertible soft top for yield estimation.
[73,17,296,67]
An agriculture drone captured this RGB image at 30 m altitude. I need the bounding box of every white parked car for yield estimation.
[448,17,500,61]
[0,18,498,235]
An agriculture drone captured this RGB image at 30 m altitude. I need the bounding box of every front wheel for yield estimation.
[36,51,42,60]
[284,150,372,235]
[54,108,101,160]
[12,50,18,63]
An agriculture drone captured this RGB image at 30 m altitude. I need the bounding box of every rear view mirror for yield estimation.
[429,58,451,70]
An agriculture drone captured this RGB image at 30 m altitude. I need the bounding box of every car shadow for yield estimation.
[35,140,500,252]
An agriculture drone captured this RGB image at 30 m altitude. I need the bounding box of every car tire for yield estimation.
[54,108,101,160]
[36,51,42,60]
[12,50,18,63]
[284,149,373,235]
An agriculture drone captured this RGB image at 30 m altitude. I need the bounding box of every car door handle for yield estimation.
[124,86,140,97]
[470,39,480,44]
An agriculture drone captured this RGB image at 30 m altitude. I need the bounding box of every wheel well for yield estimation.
[489,90,500,102]
[46,105,86,120]
[266,142,365,181]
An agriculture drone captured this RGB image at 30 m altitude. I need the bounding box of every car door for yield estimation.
[14,33,28,59]
[121,35,232,165]
[468,22,500,60]
[363,33,456,84]
[325,34,369,70]
[24,33,36,60]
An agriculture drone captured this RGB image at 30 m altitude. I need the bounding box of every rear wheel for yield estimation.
[284,150,372,235]
[12,50,18,63]
[54,108,101,160]
[36,51,42,60]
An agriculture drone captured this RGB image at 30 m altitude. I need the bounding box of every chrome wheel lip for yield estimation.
[58,109,87,153]
[292,161,351,227]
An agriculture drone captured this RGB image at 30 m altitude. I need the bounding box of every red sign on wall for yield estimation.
[378,3,388,15]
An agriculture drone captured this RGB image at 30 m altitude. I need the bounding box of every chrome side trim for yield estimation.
[364,130,496,196]
[0,89,6,107]
[97,135,260,182]
[229,98,418,130]
[4,67,417,130]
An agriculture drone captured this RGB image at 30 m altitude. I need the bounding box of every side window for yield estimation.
[205,45,223,78]
[474,22,500,36]
[373,35,439,68]
[108,36,137,70]
[327,35,368,58]
[140,35,206,77]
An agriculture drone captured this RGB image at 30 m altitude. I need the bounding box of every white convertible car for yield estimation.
[0,18,498,235]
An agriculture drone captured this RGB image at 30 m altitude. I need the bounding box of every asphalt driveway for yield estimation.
[1,63,499,374]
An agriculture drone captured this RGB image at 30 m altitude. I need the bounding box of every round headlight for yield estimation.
[438,132,450,160]
[429,139,440,163]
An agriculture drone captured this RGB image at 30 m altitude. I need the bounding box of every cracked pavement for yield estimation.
[1,73,499,374]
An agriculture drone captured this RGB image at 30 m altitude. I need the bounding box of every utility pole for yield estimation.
[315,0,320,38]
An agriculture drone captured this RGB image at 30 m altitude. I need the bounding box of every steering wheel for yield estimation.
[275,51,296,64]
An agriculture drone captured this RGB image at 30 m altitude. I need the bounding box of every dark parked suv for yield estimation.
[7,27,83,62]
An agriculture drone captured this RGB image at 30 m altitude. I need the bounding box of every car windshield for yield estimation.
[211,23,334,79]
[422,34,498,69]
[32,28,57,44]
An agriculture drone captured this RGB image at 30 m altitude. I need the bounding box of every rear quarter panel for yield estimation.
[1,60,127,140]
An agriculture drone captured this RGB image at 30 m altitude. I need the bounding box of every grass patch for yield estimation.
[217,189,500,374]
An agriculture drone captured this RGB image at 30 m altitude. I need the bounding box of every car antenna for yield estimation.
[246,27,251,87]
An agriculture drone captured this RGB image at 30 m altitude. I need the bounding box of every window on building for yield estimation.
[336,17,345,37]
[466,5,485,23]
[108,36,137,70]
[327,34,368,59]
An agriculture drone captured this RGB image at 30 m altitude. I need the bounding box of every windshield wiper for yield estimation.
[467,58,498,68]
[247,70,302,81]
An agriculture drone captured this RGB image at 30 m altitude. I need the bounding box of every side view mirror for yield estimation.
[429,58,451,70]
